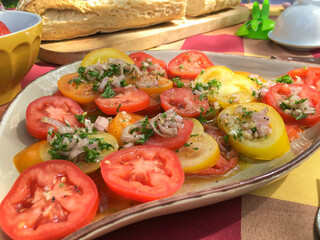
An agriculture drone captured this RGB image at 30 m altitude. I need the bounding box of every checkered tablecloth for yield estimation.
[11,9,320,240]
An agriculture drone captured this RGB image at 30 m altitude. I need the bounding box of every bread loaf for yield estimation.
[186,0,241,17]
[17,0,187,40]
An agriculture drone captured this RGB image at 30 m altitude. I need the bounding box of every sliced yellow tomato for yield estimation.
[234,71,267,83]
[39,132,119,174]
[137,77,173,95]
[195,66,258,109]
[57,73,100,104]
[13,140,47,173]
[189,118,204,134]
[107,111,144,146]
[81,48,134,67]
[218,102,290,160]
[176,132,220,174]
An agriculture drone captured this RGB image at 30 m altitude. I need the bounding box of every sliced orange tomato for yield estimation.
[13,140,47,173]
[81,48,134,67]
[57,73,100,104]
[137,76,173,95]
[195,66,258,109]
[218,102,290,160]
[107,111,144,146]
[176,132,220,174]
[14,133,119,174]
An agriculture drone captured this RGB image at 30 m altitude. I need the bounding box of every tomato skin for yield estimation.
[263,83,320,127]
[287,67,320,89]
[26,96,84,140]
[57,73,100,104]
[81,48,134,67]
[108,111,144,146]
[129,52,168,77]
[95,87,150,115]
[13,140,47,173]
[168,51,214,79]
[160,88,210,118]
[196,149,239,175]
[100,145,184,202]
[176,132,220,174]
[145,118,194,150]
[195,65,257,109]
[137,76,173,95]
[136,94,164,117]
[0,160,99,240]
[218,102,290,160]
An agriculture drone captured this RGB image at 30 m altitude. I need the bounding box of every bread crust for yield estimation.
[18,0,187,40]
[186,0,241,17]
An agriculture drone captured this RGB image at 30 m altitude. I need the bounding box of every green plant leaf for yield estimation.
[251,19,260,31]
[236,22,250,36]
[261,0,270,19]
[252,1,261,19]
[261,19,275,31]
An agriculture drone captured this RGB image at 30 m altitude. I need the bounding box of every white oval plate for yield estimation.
[1,50,320,239]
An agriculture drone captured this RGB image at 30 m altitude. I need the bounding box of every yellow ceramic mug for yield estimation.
[0,11,42,105]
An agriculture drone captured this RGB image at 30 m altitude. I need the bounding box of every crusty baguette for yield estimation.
[186,0,241,17]
[17,0,187,41]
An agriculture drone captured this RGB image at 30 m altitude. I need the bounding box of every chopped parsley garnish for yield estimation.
[223,134,229,144]
[116,103,122,113]
[75,113,87,124]
[275,74,293,84]
[101,85,115,98]
[172,77,184,88]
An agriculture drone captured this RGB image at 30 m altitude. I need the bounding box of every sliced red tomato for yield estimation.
[263,83,320,127]
[287,67,320,89]
[198,123,239,175]
[0,21,11,36]
[0,160,99,240]
[160,88,210,118]
[100,145,184,202]
[145,118,194,150]
[57,73,100,104]
[168,51,214,79]
[95,86,150,115]
[26,96,84,140]
[196,150,239,175]
[129,52,168,77]
[136,94,164,116]
[285,124,304,142]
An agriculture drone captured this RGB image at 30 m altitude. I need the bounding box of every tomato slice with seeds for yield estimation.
[287,67,320,89]
[129,52,168,78]
[95,86,150,115]
[0,160,99,240]
[100,145,184,202]
[160,88,210,118]
[136,94,164,117]
[57,73,100,104]
[145,118,194,150]
[263,83,320,127]
[26,96,84,140]
[168,51,214,79]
